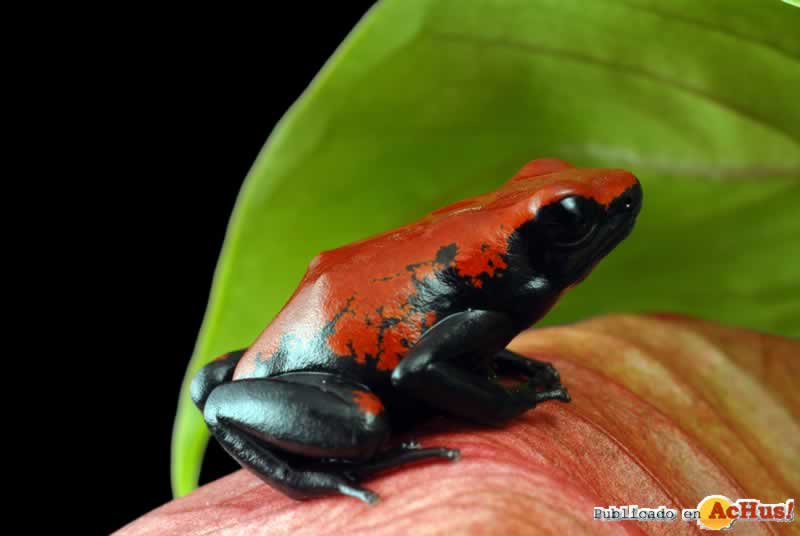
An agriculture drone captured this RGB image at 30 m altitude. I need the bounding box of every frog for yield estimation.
[191,158,643,504]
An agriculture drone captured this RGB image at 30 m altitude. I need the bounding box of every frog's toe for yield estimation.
[401,439,421,450]
[543,363,560,384]
[338,484,380,505]
[534,386,570,404]
[445,448,461,461]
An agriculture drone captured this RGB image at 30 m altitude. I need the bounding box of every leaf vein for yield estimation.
[427,30,799,145]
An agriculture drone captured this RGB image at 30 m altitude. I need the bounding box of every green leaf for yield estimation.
[171,0,800,497]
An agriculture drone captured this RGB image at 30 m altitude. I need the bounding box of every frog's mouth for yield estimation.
[596,213,637,259]
[568,226,633,287]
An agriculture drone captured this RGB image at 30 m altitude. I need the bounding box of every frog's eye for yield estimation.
[540,195,599,247]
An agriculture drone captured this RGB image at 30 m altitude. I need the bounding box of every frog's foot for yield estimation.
[334,444,460,482]
[493,349,565,391]
[202,371,456,505]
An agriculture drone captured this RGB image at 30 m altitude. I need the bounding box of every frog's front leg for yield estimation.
[391,310,570,427]
[201,371,457,504]
[190,349,247,411]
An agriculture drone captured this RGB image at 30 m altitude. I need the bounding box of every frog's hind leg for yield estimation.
[201,371,456,504]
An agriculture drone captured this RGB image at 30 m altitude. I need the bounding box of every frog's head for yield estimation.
[515,162,643,288]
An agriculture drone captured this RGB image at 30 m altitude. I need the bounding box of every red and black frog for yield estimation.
[191,158,643,504]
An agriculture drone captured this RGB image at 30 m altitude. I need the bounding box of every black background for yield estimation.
[91,4,378,533]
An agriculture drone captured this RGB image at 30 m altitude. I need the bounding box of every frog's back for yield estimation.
[232,205,519,386]
[233,160,635,387]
